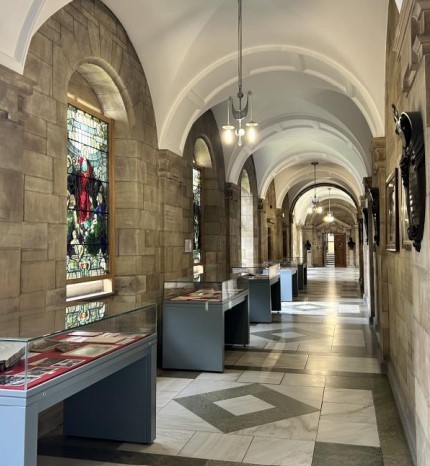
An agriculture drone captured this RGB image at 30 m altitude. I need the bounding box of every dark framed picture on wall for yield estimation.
[399,181,412,250]
[385,168,399,251]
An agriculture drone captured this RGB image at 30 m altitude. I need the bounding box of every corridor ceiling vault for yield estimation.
[0,0,391,207]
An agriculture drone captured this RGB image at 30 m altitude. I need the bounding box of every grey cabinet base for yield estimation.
[162,292,249,372]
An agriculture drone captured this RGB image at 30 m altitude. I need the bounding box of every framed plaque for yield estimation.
[385,169,399,252]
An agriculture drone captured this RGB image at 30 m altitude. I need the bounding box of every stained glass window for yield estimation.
[193,166,202,264]
[66,103,110,281]
[65,301,106,328]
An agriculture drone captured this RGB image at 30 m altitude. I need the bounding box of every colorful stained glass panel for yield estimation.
[67,104,110,280]
[193,166,201,264]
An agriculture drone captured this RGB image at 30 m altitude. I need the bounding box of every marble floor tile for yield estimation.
[312,442,383,466]
[175,383,319,434]
[157,400,221,433]
[281,373,326,387]
[324,388,374,405]
[119,427,194,455]
[317,419,380,447]
[233,351,308,370]
[195,370,243,382]
[225,350,245,365]
[321,402,377,424]
[157,377,194,392]
[332,335,365,347]
[337,304,360,314]
[237,370,284,384]
[156,390,178,409]
[178,432,253,462]
[175,379,245,397]
[215,394,275,416]
[236,412,320,441]
[267,384,324,409]
[264,341,300,351]
[306,354,381,374]
[273,331,307,339]
[243,436,314,465]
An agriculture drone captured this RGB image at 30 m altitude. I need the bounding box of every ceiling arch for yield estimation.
[0,0,388,204]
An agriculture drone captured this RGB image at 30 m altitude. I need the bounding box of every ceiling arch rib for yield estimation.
[275,165,362,210]
[159,45,383,157]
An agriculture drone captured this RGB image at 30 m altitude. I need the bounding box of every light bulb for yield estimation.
[237,127,246,137]
[247,125,257,143]
[223,126,234,144]
[316,206,323,214]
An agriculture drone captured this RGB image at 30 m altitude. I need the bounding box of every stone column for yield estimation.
[257,198,266,263]
[226,182,240,267]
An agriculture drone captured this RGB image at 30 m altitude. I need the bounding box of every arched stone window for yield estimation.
[193,138,212,266]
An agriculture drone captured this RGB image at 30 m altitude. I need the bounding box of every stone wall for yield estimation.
[385,1,430,463]
[0,0,166,333]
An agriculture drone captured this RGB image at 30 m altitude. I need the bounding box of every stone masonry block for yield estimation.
[115,157,140,182]
[115,181,143,209]
[115,209,141,229]
[22,222,48,249]
[20,291,46,312]
[52,45,73,103]
[48,223,67,260]
[60,25,82,70]
[0,250,20,298]
[28,33,53,65]
[0,122,23,171]
[53,158,67,195]
[25,175,53,194]
[0,169,23,221]
[0,313,19,336]
[19,309,56,337]
[24,53,52,96]
[25,91,57,124]
[26,114,47,138]
[24,191,64,223]
[0,222,21,248]
[47,122,67,157]
[21,261,56,293]
[87,20,101,56]
[118,228,140,255]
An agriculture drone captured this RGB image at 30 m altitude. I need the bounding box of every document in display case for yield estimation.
[0,303,157,466]
[232,263,281,323]
[163,274,249,372]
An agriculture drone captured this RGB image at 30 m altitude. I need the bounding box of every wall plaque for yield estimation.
[392,105,426,252]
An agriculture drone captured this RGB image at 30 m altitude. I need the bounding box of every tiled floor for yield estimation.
[38,267,412,466]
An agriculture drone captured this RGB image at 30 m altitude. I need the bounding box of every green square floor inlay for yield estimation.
[175,383,319,433]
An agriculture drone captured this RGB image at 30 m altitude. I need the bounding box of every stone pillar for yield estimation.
[257,198,266,263]
[0,64,33,334]
[226,182,240,267]
[158,150,192,282]
[274,208,284,261]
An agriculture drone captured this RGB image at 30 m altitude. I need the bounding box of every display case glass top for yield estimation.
[0,303,156,391]
[232,263,280,279]
[164,273,246,302]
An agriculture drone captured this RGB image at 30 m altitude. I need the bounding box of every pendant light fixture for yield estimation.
[324,188,335,223]
[222,0,257,146]
[308,162,322,214]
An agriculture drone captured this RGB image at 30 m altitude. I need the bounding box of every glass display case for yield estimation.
[0,303,157,466]
[163,273,246,302]
[232,263,281,322]
[232,262,280,280]
[163,274,249,372]
[0,303,156,391]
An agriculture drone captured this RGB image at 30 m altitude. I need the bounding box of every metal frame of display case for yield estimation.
[162,276,250,372]
[0,304,157,466]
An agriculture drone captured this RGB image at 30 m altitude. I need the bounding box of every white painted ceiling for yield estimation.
[0,0,390,208]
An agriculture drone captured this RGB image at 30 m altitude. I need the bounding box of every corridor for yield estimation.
[38,268,412,466]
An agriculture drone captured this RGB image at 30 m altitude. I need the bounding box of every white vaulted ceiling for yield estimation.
[0,0,390,206]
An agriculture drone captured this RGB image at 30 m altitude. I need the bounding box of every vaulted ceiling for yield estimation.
[0,0,392,209]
